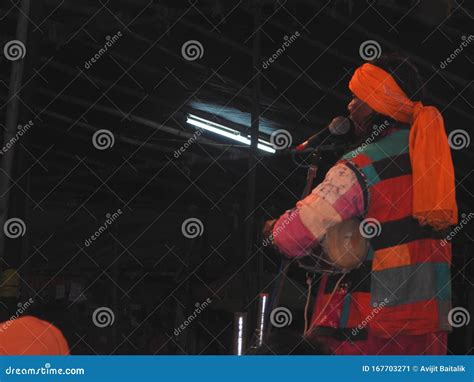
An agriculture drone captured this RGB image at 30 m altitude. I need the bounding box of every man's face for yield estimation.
[347,97,375,137]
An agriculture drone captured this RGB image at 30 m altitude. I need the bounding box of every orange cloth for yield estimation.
[0,316,69,355]
[349,63,458,230]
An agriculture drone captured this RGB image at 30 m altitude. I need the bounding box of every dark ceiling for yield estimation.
[0,0,473,354]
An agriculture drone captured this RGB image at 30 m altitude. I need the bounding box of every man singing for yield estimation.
[268,54,458,355]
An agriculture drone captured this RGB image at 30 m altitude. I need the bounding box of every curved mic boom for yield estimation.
[296,116,351,151]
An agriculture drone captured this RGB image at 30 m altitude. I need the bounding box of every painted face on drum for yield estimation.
[347,97,375,137]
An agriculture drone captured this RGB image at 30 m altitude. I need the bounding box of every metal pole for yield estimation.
[0,0,31,261]
[242,0,262,310]
[111,222,118,351]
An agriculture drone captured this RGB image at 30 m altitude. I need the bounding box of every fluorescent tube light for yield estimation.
[186,114,276,154]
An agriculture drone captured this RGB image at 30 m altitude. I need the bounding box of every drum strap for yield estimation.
[303,272,314,334]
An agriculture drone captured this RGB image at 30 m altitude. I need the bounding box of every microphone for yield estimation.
[295,116,351,151]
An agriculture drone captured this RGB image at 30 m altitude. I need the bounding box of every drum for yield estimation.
[297,218,368,274]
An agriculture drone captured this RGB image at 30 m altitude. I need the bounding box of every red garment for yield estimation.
[0,316,70,355]
[309,128,452,341]
[324,331,447,355]
[309,275,448,355]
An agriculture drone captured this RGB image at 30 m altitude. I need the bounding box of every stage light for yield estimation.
[186,114,276,154]
[256,293,269,347]
[233,312,247,356]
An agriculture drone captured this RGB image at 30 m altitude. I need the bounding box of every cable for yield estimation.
[303,272,313,334]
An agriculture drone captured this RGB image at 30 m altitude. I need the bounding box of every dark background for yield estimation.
[0,0,472,354]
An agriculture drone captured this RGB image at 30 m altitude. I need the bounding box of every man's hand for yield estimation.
[262,219,277,242]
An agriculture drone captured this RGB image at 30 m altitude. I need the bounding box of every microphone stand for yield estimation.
[301,148,323,199]
[265,147,323,339]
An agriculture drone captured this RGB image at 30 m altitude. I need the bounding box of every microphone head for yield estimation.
[295,116,351,151]
[328,116,351,135]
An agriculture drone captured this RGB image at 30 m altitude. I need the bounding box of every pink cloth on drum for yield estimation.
[272,162,365,258]
[272,209,318,258]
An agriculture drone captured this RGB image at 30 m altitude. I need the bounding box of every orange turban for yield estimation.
[349,63,458,230]
[0,316,70,355]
